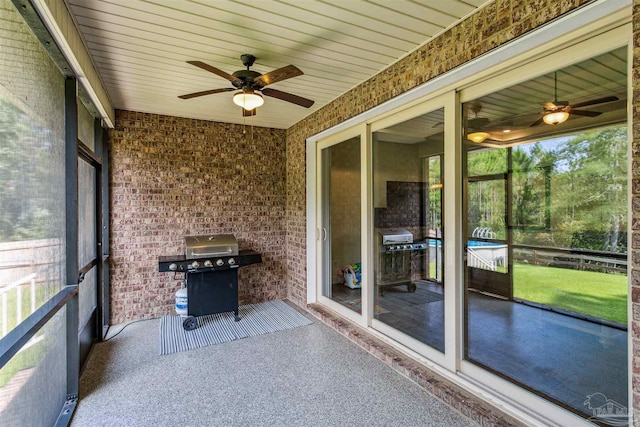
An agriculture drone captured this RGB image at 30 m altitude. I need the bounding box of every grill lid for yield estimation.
[379,229,413,245]
[185,234,239,258]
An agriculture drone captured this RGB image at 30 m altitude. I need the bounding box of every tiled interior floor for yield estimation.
[466,293,627,415]
[331,280,628,418]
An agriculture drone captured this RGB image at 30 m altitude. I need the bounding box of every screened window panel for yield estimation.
[0,307,67,427]
[0,1,68,425]
[0,0,66,337]
[79,267,97,327]
[77,158,97,268]
[77,156,97,329]
[77,99,94,151]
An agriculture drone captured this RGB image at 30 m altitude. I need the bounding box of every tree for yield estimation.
[466,125,627,253]
[0,98,63,242]
[552,127,627,252]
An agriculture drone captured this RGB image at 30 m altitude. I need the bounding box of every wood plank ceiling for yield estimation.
[66,0,489,129]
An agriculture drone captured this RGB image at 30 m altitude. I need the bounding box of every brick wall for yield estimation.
[109,110,286,324]
[633,1,640,421]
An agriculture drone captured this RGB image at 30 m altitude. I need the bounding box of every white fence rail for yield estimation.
[0,239,62,338]
[1,273,37,337]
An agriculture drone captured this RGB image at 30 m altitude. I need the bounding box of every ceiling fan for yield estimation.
[530,71,618,126]
[465,102,493,143]
[178,54,314,116]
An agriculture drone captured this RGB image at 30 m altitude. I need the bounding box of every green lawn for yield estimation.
[513,262,627,324]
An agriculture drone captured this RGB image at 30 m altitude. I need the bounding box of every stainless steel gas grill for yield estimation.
[158,234,261,330]
[185,234,238,259]
[376,229,426,294]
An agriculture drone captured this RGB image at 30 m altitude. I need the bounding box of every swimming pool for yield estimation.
[427,239,505,247]
[467,240,505,247]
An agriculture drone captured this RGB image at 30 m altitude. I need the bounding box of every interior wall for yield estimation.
[330,138,361,282]
[373,139,421,208]
[109,110,287,324]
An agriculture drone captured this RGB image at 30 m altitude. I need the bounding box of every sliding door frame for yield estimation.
[306,3,631,426]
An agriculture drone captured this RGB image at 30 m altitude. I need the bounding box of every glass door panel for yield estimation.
[320,136,362,313]
[463,47,628,420]
[372,108,445,353]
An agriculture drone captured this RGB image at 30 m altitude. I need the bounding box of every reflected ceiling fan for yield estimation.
[178,54,314,116]
[433,102,490,132]
[465,102,493,143]
[530,71,618,126]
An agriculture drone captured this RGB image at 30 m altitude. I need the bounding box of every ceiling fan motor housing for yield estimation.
[240,54,256,67]
[231,69,262,89]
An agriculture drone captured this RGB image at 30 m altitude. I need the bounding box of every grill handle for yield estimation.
[189,247,234,257]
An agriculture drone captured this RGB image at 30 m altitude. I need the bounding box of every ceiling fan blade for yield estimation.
[242,108,256,117]
[570,109,601,117]
[570,96,618,109]
[262,88,314,108]
[530,117,545,127]
[253,65,303,88]
[178,88,234,99]
[187,61,242,86]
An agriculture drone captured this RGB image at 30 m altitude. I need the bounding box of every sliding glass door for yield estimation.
[318,134,363,315]
[311,20,629,427]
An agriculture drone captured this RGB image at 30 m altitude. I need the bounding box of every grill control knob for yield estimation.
[169,263,177,271]
[191,261,200,269]
[216,259,224,267]
[204,260,213,267]
[228,258,236,266]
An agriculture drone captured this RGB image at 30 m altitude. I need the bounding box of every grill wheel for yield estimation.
[182,316,198,331]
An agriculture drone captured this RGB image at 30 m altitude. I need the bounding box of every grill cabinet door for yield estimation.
[187,269,239,317]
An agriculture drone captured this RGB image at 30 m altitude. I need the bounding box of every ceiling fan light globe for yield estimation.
[543,110,569,125]
[233,91,264,110]
[467,131,490,143]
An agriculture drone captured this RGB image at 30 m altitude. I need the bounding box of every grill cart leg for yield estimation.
[234,308,240,322]
[182,315,198,331]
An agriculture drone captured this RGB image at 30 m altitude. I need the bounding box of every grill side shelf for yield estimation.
[158,250,262,273]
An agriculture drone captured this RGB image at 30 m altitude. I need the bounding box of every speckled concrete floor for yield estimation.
[71,310,474,427]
